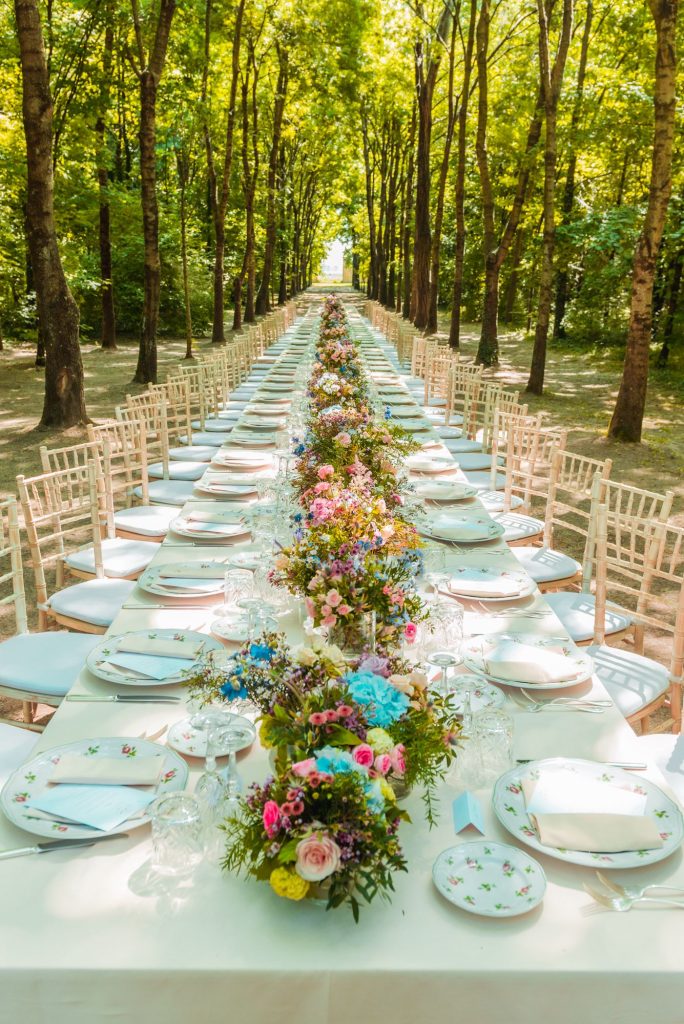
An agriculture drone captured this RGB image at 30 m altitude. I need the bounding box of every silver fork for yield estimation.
[509,691,608,714]
[595,870,684,901]
[584,883,684,911]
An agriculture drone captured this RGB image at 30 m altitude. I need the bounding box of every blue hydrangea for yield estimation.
[345,671,410,727]
[314,745,362,776]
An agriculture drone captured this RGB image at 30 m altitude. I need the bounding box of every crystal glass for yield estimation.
[423,602,464,692]
[423,545,450,597]
[472,707,514,784]
[191,708,237,858]
[223,568,254,612]
[149,792,204,877]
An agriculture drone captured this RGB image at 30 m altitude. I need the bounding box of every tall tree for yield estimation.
[608,0,679,441]
[14,0,86,427]
[255,38,289,315]
[526,0,574,395]
[203,0,246,343]
[96,7,116,350]
[129,0,176,384]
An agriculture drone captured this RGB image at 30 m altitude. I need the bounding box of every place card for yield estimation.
[452,792,485,834]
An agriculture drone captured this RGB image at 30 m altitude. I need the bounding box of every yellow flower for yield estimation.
[269,867,310,901]
[366,727,394,754]
[258,718,275,749]
[379,778,396,802]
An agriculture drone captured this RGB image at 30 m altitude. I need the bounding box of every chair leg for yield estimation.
[22,701,34,724]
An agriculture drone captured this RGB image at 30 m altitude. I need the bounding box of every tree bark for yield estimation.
[130,0,176,384]
[15,0,86,427]
[410,41,439,328]
[255,41,288,316]
[526,0,574,395]
[401,102,416,319]
[177,148,193,359]
[657,250,682,366]
[96,15,116,349]
[608,0,678,441]
[449,0,477,348]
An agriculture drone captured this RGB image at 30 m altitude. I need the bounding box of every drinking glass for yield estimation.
[472,707,514,784]
[423,545,450,598]
[423,602,464,692]
[149,792,204,877]
[191,708,236,858]
[223,568,254,613]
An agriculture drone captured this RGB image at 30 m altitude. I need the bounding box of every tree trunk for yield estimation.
[526,0,574,395]
[178,152,193,359]
[410,47,438,329]
[232,274,242,331]
[657,251,682,366]
[449,0,477,348]
[402,102,416,319]
[96,17,116,350]
[255,43,288,316]
[130,0,176,385]
[15,0,86,427]
[608,0,678,442]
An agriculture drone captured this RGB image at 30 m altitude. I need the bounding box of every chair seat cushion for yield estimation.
[546,592,632,643]
[455,452,504,470]
[66,538,160,578]
[0,632,100,697]
[587,644,670,718]
[512,546,581,585]
[443,438,484,454]
[464,470,506,490]
[48,578,136,628]
[479,490,524,513]
[180,432,233,446]
[148,461,206,482]
[134,480,195,507]
[169,445,218,463]
[495,513,545,543]
[0,724,40,784]
[193,420,239,433]
[114,505,176,538]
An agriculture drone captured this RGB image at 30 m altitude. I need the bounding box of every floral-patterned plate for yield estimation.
[462,634,593,690]
[493,758,684,869]
[1,737,188,839]
[86,628,222,686]
[167,714,256,759]
[433,841,546,917]
[138,562,228,598]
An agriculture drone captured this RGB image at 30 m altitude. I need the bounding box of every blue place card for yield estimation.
[452,792,485,835]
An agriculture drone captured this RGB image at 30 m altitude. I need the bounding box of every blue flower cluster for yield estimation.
[344,671,409,727]
[314,745,385,814]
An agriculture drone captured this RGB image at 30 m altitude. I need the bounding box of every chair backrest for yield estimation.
[17,462,103,607]
[0,496,28,634]
[120,393,170,477]
[423,349,458,405]
[499,415,566,511]
[542,449,613,555]
[87,417,150,507]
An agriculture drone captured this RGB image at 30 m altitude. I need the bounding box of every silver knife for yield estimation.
[516,760,647,771]
[0,833,129,860]
[66,694,182,704]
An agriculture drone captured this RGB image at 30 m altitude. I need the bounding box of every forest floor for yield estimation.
[0,304,681,727]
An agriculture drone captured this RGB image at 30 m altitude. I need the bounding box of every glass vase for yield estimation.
[326,611,376,660]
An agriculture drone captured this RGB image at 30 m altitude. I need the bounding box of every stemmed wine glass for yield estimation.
[423,544,450,599]
[422,602,464,694]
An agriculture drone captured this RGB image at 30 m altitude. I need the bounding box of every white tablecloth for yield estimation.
[3,308,683,1023]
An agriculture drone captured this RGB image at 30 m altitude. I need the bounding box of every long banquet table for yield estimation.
[2,302,684,1024]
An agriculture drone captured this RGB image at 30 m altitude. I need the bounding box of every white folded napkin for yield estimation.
[116,635,205,658]
[448,569,522,598]
[51,754,164,786]
[522,772,662,852]
[483,640,582,683]
[158,564,226,579]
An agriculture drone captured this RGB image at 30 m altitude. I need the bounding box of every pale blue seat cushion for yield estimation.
[180,432,233,446]
[0,632,99,697]
[443,438,484,454]
[546,592,632,643]
[168,445,218,462]
[66,538,159,578]
[495,513,545,543]
[48,578,135,627]
[464,470,506,490]
[134,480,194,506]
[478,490,524,513]
[114,505,176,538]
[512,546,581,584]
[587,644,669,718]
[148,461,205,482]
[455,452,505,471]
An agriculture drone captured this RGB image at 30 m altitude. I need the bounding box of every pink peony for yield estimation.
[404,622,417,642]
[352,744,375,768]
[317,464,335,479]
[262,800,281,837]
[374,753,393,776]
[291,758,316,777]
[326,589,342,608]
[295,832,342,882]
[390,744,406,776]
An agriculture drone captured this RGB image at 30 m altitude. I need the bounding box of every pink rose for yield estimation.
[337,704,353,717]
[352,744,374,768]
[262,800,281,837]
[404,622,417,642]
[313,481,330,493]
[326,589,342,608]
[305,598,316,618]
[374,754,393,776]
[308,712,327,727]
[291,758,316,777]
[335,432,352,447]
[324,709,339,723]
[295,832,342,882]
[321,614,337,627]
[317,464,334,479]
[390,744,406,776]
[337,603,351,616]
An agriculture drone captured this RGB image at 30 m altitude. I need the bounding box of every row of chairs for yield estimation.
[0,303,297,728]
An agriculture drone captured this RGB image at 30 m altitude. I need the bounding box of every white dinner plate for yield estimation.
[415,481,478,502]
[170,515,251,542]
[493,758,684,869]
[433,841,546,917]
[421,515,505,544]
[138,562,228,598]
[1,737,188,839]
[405,455,456,474]
[86,628,221,686]
[446,567,536,602]
[461,634,594,690]
[167,714,256,759]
